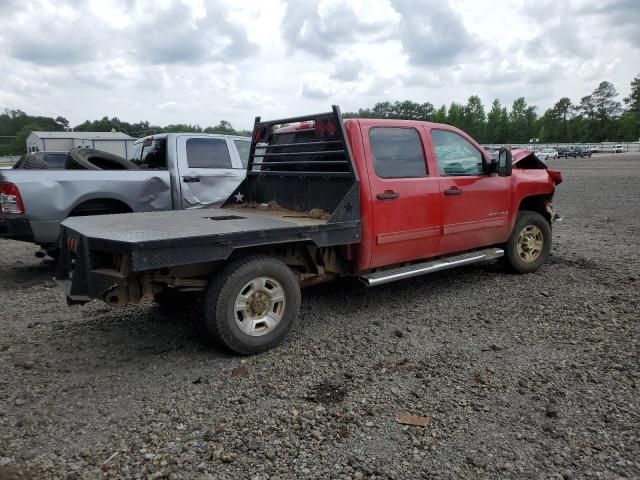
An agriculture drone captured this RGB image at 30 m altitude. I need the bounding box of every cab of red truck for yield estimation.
[55,106,562,355]
[343,118,560,272]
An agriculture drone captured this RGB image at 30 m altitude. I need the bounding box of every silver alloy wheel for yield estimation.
[234,276,286,336]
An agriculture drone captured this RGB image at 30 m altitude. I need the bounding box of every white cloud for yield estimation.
[0,0,637,130]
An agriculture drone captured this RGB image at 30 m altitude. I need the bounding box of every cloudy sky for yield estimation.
[0,0,638,130]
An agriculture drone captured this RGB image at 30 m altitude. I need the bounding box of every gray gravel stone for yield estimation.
[0,155,639,479]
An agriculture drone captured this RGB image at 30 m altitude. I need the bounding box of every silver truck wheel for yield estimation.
[234,276,286,336]
[204,255,300,355]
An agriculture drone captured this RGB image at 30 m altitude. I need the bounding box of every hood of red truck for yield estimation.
[511,149,535,164]
[511,149,563,185]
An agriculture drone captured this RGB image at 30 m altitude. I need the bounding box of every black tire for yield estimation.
[504,211,552,274]
[15,153,48,170]
[12,154,26,169]
[204,255,301,355]
[65,147,138,170]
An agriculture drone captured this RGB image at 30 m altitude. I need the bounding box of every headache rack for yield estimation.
[224,105,360,222]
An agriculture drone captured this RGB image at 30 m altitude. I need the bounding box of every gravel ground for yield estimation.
[1,154,639,480]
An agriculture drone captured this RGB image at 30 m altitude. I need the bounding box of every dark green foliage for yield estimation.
[0,109,68,155]
[0,111,248,155]
[344,74,640,144]
[2,75,639,156]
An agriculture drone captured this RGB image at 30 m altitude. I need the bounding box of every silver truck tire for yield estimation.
[204,255,301,355]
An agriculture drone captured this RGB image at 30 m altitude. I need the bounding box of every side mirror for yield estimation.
[498,147,513,176]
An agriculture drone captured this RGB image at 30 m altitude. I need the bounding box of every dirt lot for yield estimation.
[1,155,639,479]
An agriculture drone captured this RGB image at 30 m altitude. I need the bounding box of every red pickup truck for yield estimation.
[56,106,562,354]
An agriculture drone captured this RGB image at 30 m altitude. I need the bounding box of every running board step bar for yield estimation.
[360,248,504,287]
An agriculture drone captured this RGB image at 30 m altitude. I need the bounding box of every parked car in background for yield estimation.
[574,147,592,158]
[536,148,559,161]
[0,133,250,258]
[612,144,623,153]
[556,147,574,158]
[590,145,600,153]
[483,146,499,160]
[12,151,67,170]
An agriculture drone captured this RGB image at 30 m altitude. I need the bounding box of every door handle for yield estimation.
[444,188,463,196]
[183,176,201,183]
[377,191,400,200]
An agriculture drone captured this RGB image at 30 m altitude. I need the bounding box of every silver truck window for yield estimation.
[234,140,251,168]
[134,138,167,170]
[186,138,232,169]
[369,127,427,178]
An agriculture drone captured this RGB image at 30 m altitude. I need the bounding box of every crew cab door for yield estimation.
[428,128,510,255]
[364,126,441,268]
[176,136,245,209]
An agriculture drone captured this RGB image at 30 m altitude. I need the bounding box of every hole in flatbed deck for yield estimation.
[205,215,245,221]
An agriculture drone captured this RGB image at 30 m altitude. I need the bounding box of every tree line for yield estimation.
[0,113,250,156]
[345,75,640,144]
[1,74,639,156]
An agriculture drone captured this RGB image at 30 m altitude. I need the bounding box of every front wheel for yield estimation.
[504,211,552,273]
[204,255,301,355]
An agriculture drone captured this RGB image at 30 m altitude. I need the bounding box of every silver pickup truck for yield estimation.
[0,133,250,257]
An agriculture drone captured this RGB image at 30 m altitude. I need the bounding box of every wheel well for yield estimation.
[229,242,346,276]
[69,198,132,217]
[518,195,551,223]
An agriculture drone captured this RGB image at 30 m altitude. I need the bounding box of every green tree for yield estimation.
[55,116,70,131]
[486,99,509,143]
[509,97,537,143]
[589,81,621,140]
[14,124,41,153]
[432,104,447,124]
[624,74,640,113]
[163,124,203,133]
[463,95,486,142]
[621,74,640,140]
[204,120,247,135]
[447,102,464,129]
[548,97,572,140]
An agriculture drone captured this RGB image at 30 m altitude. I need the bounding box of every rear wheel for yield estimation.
[204,255,301,355]
[504,211,552,273]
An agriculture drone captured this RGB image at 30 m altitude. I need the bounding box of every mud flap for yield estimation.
[546,203,563,223]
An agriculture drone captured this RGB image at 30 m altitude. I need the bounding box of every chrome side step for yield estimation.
[360,248,504,287]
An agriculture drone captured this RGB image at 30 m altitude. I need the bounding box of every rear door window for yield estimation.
[186,138,232,168]
[234,140,251,168]
[128,142,143,162]
[369,127,427,178]
[132,138,167,170]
